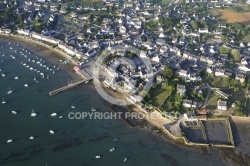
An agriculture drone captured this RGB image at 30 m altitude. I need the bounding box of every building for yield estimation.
[177,84,186,95]
[217,100,227,110]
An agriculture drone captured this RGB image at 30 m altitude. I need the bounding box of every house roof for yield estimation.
[217,100,227,107]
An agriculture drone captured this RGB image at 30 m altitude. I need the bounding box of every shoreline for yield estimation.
[1,34,250,166]
[0,34,80,81]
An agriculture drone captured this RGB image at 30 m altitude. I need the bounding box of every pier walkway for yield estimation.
[49,77,93,96]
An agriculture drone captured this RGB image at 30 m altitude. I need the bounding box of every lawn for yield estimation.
[206,93,220,109]
[243,35,250,42]
[210,76,229,88]
[149,84,173,107]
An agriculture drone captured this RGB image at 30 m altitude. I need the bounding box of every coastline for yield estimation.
[0,34,80,81]
[1,34,250,166]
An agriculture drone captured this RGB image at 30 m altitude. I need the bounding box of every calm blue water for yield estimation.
[0,40,226,166]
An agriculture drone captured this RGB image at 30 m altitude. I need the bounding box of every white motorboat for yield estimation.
[31,109,37,117]
[7,139,13,143]
[29,136,34,140]
[123,158,127,162]
[58,116,63,119]
[24,84,28,87]
[71,105,76,109]
[95,156,101,159]
[51,113,57,117]
[2,72,5,77]
[49,130,55,134]
[12,111,17,114]
[91,107,96,112]
[113,138,118,141]
[14,76,18,80]
[7,87,13,94]
[109,148,115,152]
[2,98,6,104]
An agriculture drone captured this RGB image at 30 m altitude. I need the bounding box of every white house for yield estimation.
[198,28,209,34]
[215,68,225,77]
[217,100,227,110]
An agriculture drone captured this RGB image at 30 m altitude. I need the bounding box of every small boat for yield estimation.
[123,158,127,162]
[71,105,76,109]
[95,156,101,159]
[51,113,57,117]
[2,98,6,104]
[7,139,13,143]
[109,148,115,152]
[91,107,96,112]
[29,136,34,140]
[14,76,18,80]
[2,72,5,77]
[31,109,37,117]
[49,130,55,134]
[24,84,28,87]
[7,87,13,94]
[12,111,17,114]
[113,138,118,141]
[59,116,63,119]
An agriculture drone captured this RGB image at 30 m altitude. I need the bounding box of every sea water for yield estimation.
[0,40,226,166]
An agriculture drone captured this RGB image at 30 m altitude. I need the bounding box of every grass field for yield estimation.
[211,8,250,24]
[150,84,173,107]
[207,93,220,109]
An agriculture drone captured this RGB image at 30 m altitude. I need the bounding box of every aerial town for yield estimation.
[1,0,250,150]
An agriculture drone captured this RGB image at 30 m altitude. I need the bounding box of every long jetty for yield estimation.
[49,77,92,96]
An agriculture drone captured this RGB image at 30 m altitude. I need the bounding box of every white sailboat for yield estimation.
[91,107,96,112]
[12,111,17,114]
[7,139,13,143]
[49,130,55,134]
[71,104,76,109]
[50,113,57,117]
[109,148,115,152]
[7,87,13,94]
[123,158,127,162]
[2,98,6,104]
[31,109,37,117]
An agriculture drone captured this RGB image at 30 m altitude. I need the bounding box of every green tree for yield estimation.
[190,20,198,31]
[161,82,168,89]
[221,35,229,43]
[161,65,174,79]
[231,49,241,62]
[32,17,43,32]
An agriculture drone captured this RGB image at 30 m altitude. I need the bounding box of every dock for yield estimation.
[49,78,93,96]
[49,61,94,96]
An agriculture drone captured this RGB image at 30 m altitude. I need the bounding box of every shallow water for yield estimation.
[0,40,226,166]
